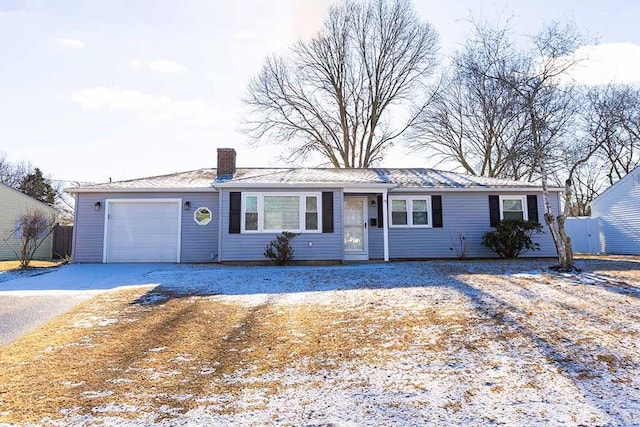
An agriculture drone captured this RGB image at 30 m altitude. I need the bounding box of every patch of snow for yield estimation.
[92,403,139,413]
[81,390,114,399]
[73,316,118,328]
[60,381,85,387]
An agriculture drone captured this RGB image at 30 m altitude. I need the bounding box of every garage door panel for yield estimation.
[108,234,178,249]
[109,218,178,234]
[105,201,180,263]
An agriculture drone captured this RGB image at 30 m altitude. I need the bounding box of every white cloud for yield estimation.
[53,37,85,49]
[561,43,640,86]
[71,87,225,126]
[130,59,188,74]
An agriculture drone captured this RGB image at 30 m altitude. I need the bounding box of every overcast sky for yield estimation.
[1,0,639,183]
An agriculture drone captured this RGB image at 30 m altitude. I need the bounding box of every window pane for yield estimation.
[306,196,317,212]
[264,196,300,230]
[245,212,258,230]
[413,199,427,212]
[305,212,318,230]
[391,200,407,212]
[503,211,524,221]
[503,199,522,211]
[392,211,408,225]
[245,196,258,212]
[413,211,428,225]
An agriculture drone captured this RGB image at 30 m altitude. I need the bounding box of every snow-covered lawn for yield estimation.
[0,258,638,426]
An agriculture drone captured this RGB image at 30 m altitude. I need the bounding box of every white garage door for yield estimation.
[105,200,181,263]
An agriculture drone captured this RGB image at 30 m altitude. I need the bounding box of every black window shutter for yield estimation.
[432,195,443,228]
[527,195,539,222]
[489,195,500,227]
[377,194,383,228]
[229,192,241,234]
[322,192,334,233]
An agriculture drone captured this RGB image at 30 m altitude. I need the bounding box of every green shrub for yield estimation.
[481,219,543,259]
[264,232,300,265]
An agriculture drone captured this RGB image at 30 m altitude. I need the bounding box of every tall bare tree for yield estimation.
[0,152,32,189]
[591,85,640,184]
[457,21,586,270]
[243,0,439,167]
[412,22,533,179]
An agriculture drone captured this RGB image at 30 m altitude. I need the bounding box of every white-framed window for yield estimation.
[193,207,212,225]
[241,193,322,233]
[389,196,432,228]
[499,195,528,221]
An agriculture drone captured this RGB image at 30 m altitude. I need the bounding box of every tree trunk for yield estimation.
[539,154,568,269]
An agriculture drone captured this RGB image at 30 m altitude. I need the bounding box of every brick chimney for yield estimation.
[217,148,236,178]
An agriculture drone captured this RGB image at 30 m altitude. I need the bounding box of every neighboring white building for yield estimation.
[0,182,58,260]
[589,167,640,255]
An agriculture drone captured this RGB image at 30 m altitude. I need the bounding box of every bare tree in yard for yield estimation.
[4,209,57,268]
[557,85,640,217]
[474,22,590,270]
[560,156,605,216]
[592,85,640,184]
[243,0,439,167]
[0,152,32,189]
[412,22,533,179]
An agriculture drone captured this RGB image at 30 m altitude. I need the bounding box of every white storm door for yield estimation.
[104,200,181,263]
[343,196,368,260]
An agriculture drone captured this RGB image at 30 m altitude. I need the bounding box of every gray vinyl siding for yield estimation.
[367,191,560,259]
[590,170,640,255]
[72,192,219,263]
[219,188,343,261]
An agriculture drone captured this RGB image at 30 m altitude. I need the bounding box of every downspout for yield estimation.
[71,192,79,263]
[217,189,223,263]
[383,189,389,262]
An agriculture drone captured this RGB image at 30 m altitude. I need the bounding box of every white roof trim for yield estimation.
[66,187,218,194]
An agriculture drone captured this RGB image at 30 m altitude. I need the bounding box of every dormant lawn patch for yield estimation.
[0,259,638,426]
[0,260,61,273]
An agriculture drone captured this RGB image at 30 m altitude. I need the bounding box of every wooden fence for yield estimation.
[53,225,73,259]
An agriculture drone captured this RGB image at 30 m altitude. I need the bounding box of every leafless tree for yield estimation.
[243,0,439,167]
[474,21,588,270]
[412,21,533,179]
[590,85,640,184]
[558,85,640,215]
[3,209,57,268]
[0,152,32,189]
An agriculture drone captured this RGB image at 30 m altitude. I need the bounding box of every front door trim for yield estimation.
[343,196,369,261]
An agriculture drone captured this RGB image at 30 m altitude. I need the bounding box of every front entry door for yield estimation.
[343,196,369,260]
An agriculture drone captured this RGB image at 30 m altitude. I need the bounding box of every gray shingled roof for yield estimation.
[69,169,217,190]
[67,167,545,192]
[223,168,540,188]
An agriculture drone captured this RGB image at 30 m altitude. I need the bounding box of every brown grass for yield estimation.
[0,258,638,424]
[0,260,62,272]
[0,286,471,424]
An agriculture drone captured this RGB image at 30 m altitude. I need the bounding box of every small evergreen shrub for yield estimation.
[264,232,300,265]
[481,219,543,259]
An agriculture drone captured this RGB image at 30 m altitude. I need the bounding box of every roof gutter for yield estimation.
[392,186,564,193]
[66,187,218,194]
[213,182,397,189]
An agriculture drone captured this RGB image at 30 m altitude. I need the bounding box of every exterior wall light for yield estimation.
[184,201,191,210]
[94,201,101,211]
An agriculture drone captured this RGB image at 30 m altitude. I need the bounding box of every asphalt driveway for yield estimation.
[0,264,168,347]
